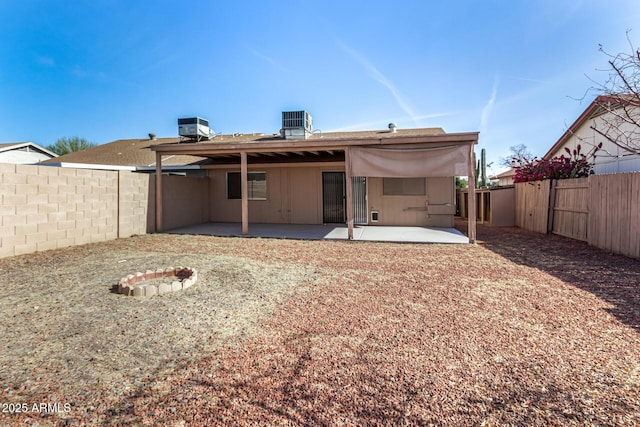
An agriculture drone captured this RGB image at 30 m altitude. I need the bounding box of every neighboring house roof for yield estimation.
[543,94,638,160]
[40,137,207,168]
[496,168,515,178]
[0,142,58,164]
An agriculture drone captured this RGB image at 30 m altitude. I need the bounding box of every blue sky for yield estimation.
[1,0,639,173]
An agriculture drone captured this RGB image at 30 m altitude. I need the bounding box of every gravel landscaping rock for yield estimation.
[0,222,638,426]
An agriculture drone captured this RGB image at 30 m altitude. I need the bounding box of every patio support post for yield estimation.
[344,146,354,240]
[467,144,477,243]
[155,152,163,233]
[241,151,249,236]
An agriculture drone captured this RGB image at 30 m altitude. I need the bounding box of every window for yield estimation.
[227,172,267,200]
[382,178,425,195]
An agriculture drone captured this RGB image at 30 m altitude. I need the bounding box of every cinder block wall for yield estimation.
[118,171,152,237]
[0,164,151,259]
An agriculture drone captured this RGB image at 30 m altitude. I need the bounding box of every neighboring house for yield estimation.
[495,168,516,186]
[41,135,207,174]
[150,111,479,241]
[0,142,57,164]
[544,95,640,174]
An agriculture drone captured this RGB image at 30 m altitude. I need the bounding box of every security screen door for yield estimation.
[351,176,367,224]
[322,172,367,224]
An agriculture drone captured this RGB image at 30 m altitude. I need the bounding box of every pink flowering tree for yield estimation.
[512,143,602,183]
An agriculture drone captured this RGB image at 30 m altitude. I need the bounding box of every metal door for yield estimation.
[351,176,368,225]
[322,172,346,223]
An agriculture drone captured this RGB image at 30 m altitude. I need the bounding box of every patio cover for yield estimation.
[349,144,468,177]
[151,131,478,243]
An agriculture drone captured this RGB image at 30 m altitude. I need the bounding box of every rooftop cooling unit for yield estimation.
[282,110,312,140]
[178,117,211,141]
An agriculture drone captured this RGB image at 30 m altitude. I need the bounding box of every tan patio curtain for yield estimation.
[349,144,469,177]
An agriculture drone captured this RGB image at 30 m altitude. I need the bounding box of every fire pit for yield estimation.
[117,267,197,297]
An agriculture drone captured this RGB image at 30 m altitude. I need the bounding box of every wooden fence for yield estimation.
[515,172,640,259]
[550,178,589,241]
[589,173,640,258]
[515,180,549,234]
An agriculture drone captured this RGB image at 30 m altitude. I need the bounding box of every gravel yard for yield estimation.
[0,223,639,426]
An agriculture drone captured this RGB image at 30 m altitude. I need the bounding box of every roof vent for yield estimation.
[282,110,312,140]
[178,117,212,142]
[388,123,397,133]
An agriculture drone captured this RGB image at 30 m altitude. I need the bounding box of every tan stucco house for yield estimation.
[495,168,516,186]
[151,112,479,242]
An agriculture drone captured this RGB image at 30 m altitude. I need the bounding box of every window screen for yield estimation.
[227,172,267,200]
[382,178,425,195]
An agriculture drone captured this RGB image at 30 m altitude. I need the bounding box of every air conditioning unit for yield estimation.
[281,110,312,140]
[178,117,211,141]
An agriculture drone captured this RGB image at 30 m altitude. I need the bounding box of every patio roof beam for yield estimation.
[150,132,479,157]
[241,151,248,236]
[345,147,354,240]
[467,144,476,243]
[155,152,163,232]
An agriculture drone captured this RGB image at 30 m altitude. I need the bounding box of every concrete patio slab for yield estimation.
[167,223,469,244]
[357,225,469,243]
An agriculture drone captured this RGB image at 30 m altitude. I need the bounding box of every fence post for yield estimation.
[547,179,557,234]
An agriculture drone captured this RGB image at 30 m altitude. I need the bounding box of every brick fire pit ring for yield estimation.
[117,267,197,297]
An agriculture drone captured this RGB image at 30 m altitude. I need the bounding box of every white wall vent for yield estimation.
[281,111,312,140]
[178,117,211,142]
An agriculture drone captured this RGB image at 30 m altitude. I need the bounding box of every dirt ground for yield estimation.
[0,222,639,426]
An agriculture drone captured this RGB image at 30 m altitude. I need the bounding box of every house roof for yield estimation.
[543,94,638,160]
[151,128,478,171]
[193,127,447,145]
[495,168,515,178]
[40,127,459,168]
[0,142,57,158]
[40,137,207,168]
[38,126,477,169]
[151,127,476,158]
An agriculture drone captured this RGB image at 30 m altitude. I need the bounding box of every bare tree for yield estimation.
[589,31,640,155]
[500,144,533,168]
